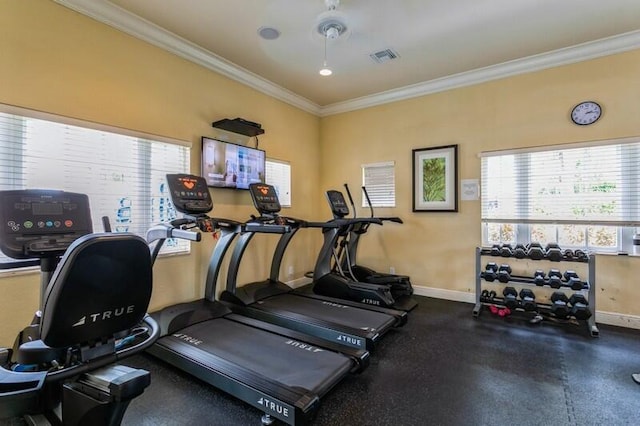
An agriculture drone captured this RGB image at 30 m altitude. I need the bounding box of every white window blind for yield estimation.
[266,158,291,207]
[362,161,395,207]
[481,138,640,250]
[0,107,190,267]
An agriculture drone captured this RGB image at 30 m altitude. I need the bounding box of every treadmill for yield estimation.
[146,174,365,426]
[219,183,406,353]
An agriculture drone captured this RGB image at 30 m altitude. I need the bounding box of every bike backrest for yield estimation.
[40,233,152,349]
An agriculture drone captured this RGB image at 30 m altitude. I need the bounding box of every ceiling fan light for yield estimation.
[325,25,340,40]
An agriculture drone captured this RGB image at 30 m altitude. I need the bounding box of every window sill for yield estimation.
[0,266,40,279]
[0,249,191,279]
[596,251,640,257]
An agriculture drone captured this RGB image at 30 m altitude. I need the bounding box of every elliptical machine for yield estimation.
[340,184,415,299]
[0,189,159,425]
[311,188,417,311]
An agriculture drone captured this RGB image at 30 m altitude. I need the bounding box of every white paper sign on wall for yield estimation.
[461,179,479,201]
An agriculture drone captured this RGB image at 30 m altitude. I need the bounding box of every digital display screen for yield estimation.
[253,184,277,202]
[178,176,199,191]
[326,190,350,217]
[32,202,63,216]
[201,137,266,190]
[249,183,281,213]
[166,173,213,214]
[328,192,346,207]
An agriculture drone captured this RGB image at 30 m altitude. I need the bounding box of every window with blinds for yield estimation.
[362,161,395,208]
[0,106,191,268]
[266,158,291,207]
[481,138,640,252]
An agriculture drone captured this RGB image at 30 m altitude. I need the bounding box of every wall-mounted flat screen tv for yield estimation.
[201,137,266,190]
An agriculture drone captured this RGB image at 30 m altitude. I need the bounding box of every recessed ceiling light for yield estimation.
[257,26,280,40]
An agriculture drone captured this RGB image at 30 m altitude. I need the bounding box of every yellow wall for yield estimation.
[1,0,640,346]
[320,49,640,315]
[0,0,322,346]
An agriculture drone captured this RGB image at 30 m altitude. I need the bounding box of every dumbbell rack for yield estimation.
[472,246,599,337]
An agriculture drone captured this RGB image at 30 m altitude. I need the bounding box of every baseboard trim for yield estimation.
[285,277,312,289]
[593,311,640,330]
[412,285,640,330]
[412,285,476,304]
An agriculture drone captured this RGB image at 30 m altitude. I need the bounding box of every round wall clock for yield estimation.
[571,101,602,126]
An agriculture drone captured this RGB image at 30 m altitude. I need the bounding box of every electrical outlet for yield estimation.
[287,265,294,278]
[389,266,395,274]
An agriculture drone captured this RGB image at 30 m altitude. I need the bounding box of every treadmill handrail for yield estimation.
[146,224,202,244]
[243,220,291,234]
[302,220,341,229]
[252,214,335,231]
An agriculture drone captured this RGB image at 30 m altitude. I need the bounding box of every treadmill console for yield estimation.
[0,190,92,259]
[326,190,349,218]
[248,183,281,214]
[166,174,213,215]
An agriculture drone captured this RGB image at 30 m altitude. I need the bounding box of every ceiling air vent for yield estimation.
[369,48,399,63]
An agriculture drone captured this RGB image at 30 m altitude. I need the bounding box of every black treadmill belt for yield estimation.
[256,294,395,332]
[162,319,352,396]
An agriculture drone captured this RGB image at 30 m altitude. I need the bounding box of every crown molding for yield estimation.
[55,1,640,118]
[54,0,322,116]
[320,30,640,116]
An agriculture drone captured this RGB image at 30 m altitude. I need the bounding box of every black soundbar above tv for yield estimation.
[211,118,264,137]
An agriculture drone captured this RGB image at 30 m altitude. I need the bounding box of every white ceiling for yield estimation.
[57,0,640,115]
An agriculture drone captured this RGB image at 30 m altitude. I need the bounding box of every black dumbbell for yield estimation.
[519,288,537,311]
[513,244,527,259]
[545,243,563,261]
[550,292,570,319]
[486,262,498,272]
[574,249,588,261]
[490,244,502,256]
[563,249,574,260]
[527,242,545,260]
[533,270,546,286]
[480,289,489,301]
[569,294,592,320]
[563,270,584,290]
[482,263,498,282]
[481,289,497,303]
[548,269,563,289]
[482,270,496,282]
[500,244,513,257]
[568,277,583,290]
[497,264,512,283]
[499,264,512,274]
[502,287,518,310]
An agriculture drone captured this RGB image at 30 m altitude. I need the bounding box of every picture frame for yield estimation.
[412,144,458,212]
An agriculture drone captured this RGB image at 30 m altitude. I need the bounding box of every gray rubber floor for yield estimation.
[116,296,640,425]
[6,296,639,425]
